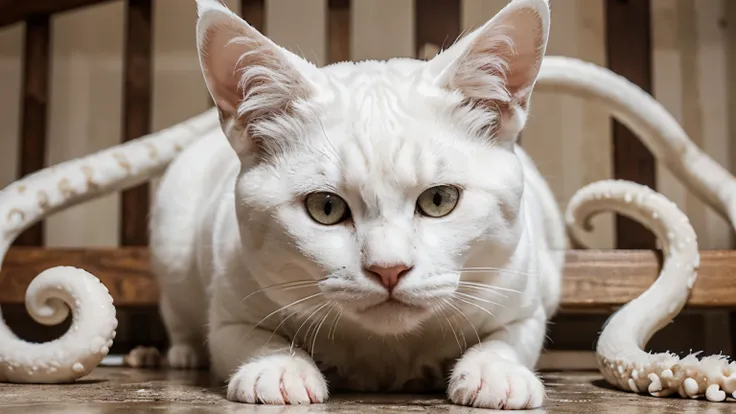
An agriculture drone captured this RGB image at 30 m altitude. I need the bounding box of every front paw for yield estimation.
[226,353,328,405]
[448,353,545,409]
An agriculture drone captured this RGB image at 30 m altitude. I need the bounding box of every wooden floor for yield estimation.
[0,366,732,413]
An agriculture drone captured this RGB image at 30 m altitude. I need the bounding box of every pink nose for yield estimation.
[365,264,413,291]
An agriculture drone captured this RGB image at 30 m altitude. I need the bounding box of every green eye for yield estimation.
[416,185,460,218]
[305,192,351,225]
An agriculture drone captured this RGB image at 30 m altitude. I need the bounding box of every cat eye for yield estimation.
[416,185,460,218]
[305,192,351,225]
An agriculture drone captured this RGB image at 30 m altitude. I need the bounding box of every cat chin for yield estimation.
[344,300,432,335]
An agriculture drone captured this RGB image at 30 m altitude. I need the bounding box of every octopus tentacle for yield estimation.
[538,56,736,402]
[0,109,219,383]
[536,56,736,229]
[567,180,735,402]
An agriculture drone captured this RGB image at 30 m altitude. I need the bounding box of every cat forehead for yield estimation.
[318,58,440,123]
[291,60,485,191]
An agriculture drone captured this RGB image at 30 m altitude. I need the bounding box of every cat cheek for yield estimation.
[422,231,440,248]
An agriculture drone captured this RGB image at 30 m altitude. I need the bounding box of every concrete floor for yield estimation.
[0,367,732,413]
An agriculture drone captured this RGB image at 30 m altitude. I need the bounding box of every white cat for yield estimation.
[149,0,566,409]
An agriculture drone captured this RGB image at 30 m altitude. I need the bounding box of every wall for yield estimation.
[0,0,734,250]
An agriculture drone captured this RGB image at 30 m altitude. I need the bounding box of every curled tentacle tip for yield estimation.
[660,369,673,380]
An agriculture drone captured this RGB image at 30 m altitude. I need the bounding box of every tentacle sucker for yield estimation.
[566,179,736,402]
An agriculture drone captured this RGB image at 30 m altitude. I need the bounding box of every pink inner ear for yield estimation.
[200,21,254,115]
[500,10,545,97]
[483,8,544,100]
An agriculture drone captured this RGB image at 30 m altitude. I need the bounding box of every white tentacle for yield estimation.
[538,56,736,402]
[0,108,219,383]
[568,180,736,401]
[537,56,736,229]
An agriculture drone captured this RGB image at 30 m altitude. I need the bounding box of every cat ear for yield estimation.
[195,0,321,155]
[425,0,550,142]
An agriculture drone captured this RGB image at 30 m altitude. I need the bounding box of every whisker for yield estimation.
[302,301,332,351]
[458,267,535,278]
[453,291,504,307]
[290,301,332,353]
[457,281,521,295]
[456,284,509,299]
[436,301,463,353]
[328,308,343,342]
[431,304,447,338]
[310,303,336,358]
[444,298,482,348]
[253,292,325,330]
[451,295,497,320]
[241,279,324,304]
[264,301,323,347]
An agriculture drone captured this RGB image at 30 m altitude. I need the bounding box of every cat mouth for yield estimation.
[358,297,424,313]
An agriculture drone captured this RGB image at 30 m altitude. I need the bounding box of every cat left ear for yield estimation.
[195,0,321,156]
[425,0,550,142]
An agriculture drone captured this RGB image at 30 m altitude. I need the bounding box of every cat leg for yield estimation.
[158,289,209,369]
[209,322,328,405]
[448,306,548,410]
[124,290,209,369]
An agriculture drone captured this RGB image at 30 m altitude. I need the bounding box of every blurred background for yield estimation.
[0,0,734,367]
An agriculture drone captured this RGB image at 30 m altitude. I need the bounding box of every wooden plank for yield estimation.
[328,0,350,64]
[0,0,116,28]
[414,0,460,60]
[605,0,656,249]
[15,15,51,247]
[351,0,413,60]
[240,0,264,32]
[2,248,736,310]
[0,247,156,306]
[121,0,152,246]
[265,0,327,66]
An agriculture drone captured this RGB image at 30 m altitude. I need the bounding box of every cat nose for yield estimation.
[365,264,413,291]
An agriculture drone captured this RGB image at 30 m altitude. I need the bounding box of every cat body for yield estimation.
[150,0,566,409]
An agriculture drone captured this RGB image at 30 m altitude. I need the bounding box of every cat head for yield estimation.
[195,0,549,335]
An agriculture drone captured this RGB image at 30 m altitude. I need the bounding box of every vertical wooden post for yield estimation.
[606,0,656,249]
[241,0,265,32]
[121,0,153,246]
[328,0,350,64]
[414,0,460,60]
[15,15,51,247]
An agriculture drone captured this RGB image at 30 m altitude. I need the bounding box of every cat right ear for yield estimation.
[195,0,321,155]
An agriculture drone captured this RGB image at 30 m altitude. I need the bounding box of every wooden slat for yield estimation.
[2,248,735,310]
[265,0,327,66]
[121,0,152,246]
[241,0,264,32]
[605,0,656,249]
[15,15,51,247]
[414,0,460,60]
[0,0,116,28]
[328,0,350,64]
[0,247,156,306]
[351,0,414,61]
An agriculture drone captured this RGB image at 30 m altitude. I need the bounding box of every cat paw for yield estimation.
[226,354,328,404]
[166,344,208,369]
[448,354,545,409]
[124,346,162,368]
